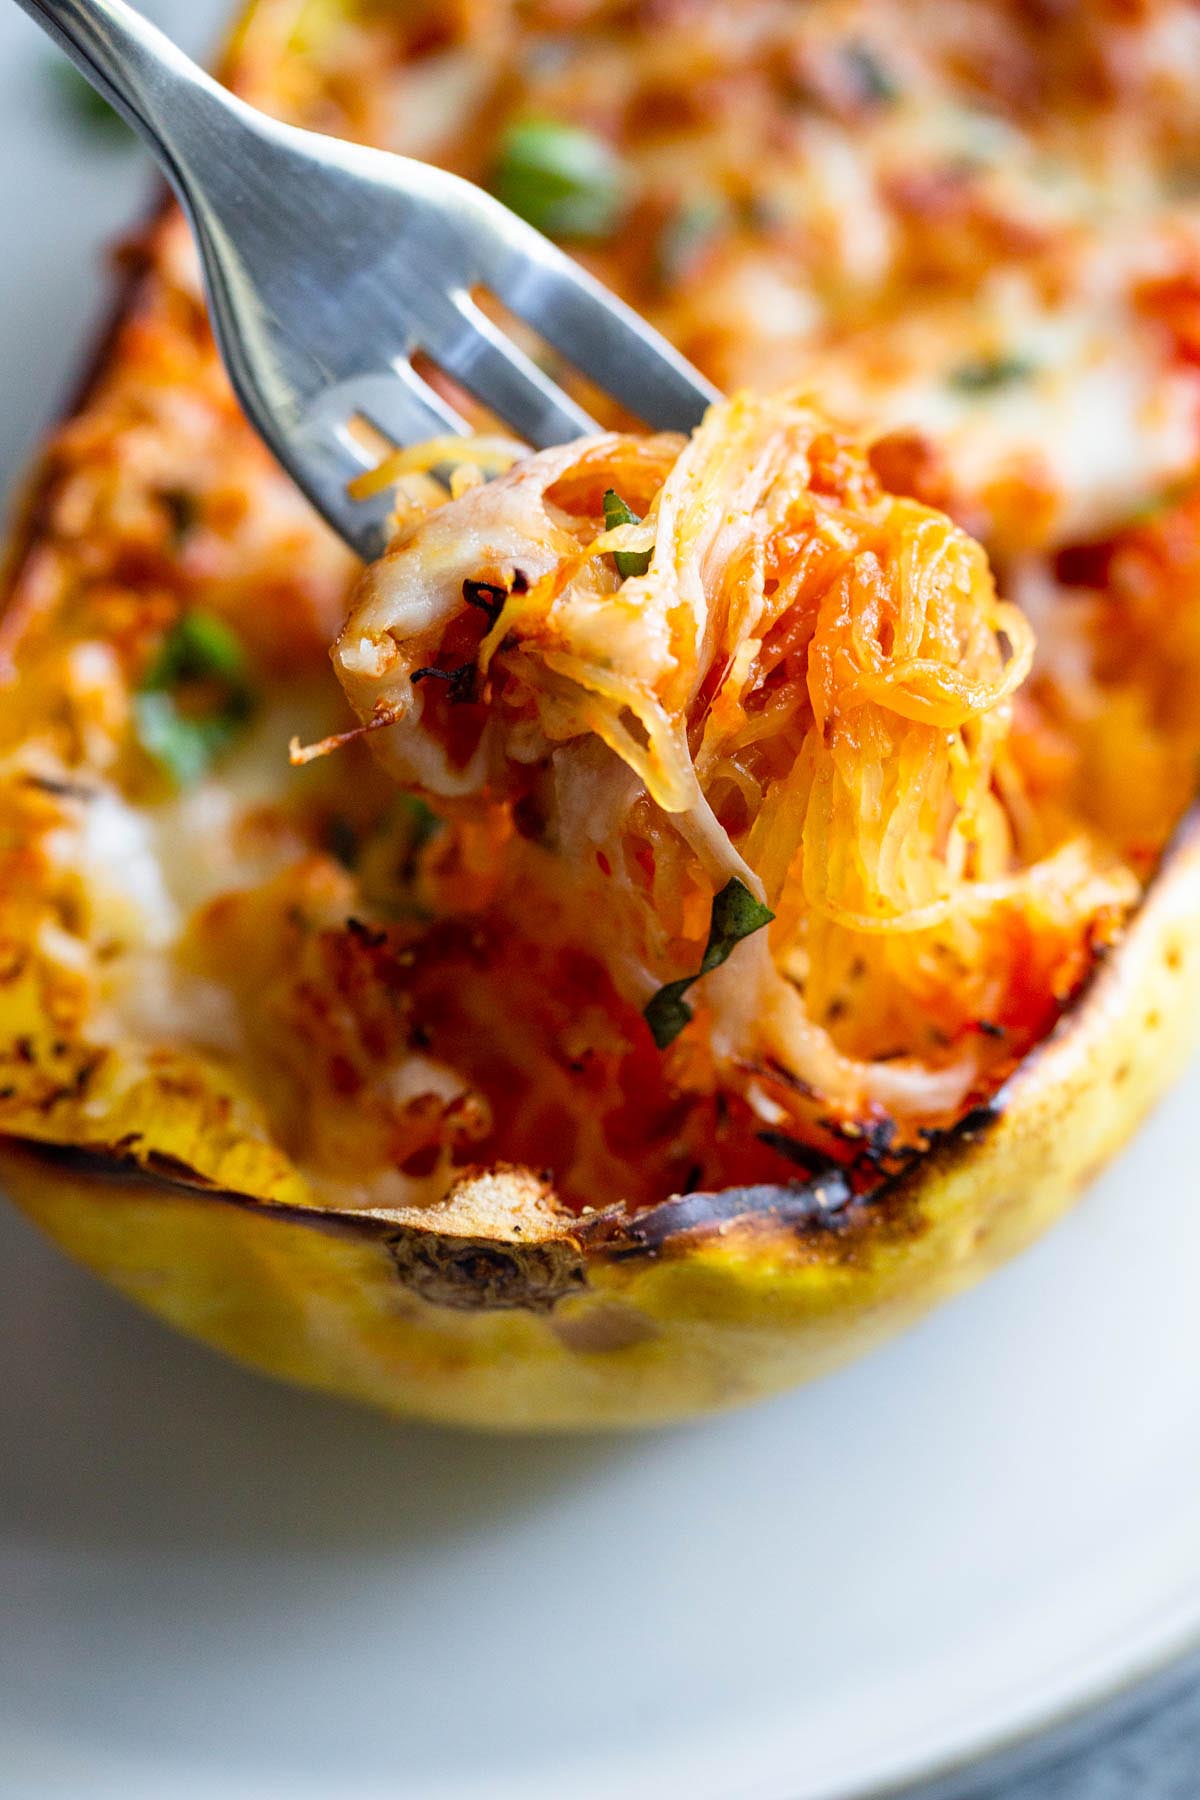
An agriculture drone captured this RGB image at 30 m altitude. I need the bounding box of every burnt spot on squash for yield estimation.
[384,1228,586,1311]
[591,1168,856,1259]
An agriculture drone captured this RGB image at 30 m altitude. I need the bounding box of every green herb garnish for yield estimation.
[134,610,255,788]
[142,610,246,687]
[387,793,443,897]
[843,42,900,107]
[656,193,730,287]
[644,878,775,1050]
[491,119,627,242]
[397,792,442,858]
[52,59,132,142]
[603,489,652,579]
[948,354,1037,395]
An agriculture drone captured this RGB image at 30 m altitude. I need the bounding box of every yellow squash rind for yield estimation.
[4,815,1197,1429]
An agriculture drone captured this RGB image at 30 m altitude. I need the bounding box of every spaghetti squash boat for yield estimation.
[3,0,1200,1428]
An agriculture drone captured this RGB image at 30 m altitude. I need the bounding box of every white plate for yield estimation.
[3,8,1200,1797]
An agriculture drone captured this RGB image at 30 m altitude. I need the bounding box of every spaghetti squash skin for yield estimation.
[3,0,1200,1427]
[2,808,1197,1428]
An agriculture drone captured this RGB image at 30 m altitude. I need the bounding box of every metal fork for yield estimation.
[14,0,719,559]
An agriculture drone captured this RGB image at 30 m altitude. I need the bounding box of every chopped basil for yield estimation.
[134,610,255,788]
[385,793,442,891]
[701,879,777,975]
[843,42,899,107]
[656,193,729,287]
[132,692,222,788]
[643,979,695,1051]
[142,610,246,688]
[948,354,1037,395]
[644,878,775,1049]
[397,793,441,858]
[603,489,652,579]
[52,59,131,141]
[491,119,627,242]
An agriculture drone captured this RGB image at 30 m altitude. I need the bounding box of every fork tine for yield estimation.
[349,363,472,446]
[479,230,720,433]
[426,293,598,448]
[291,365,472,561]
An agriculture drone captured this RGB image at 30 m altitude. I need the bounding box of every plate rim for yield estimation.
[866,1625,1200,1800]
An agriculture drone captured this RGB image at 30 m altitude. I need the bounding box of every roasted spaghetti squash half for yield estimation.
[3,0,1200,1428]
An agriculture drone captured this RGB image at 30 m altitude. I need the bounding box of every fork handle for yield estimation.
[12,0,230,183]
